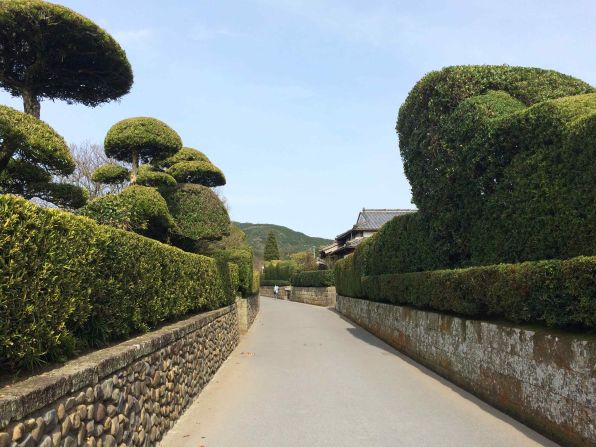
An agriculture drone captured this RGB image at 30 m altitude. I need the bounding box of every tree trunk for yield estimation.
[0,148,13,173]
[22,90,41,118]
[130,150,139,183]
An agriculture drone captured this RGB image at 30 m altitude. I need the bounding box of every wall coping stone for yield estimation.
[0,304,235,429]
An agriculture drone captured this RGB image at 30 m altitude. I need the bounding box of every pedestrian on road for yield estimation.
[273,284,279,299]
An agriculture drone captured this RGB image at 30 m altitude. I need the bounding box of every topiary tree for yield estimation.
[264,231,280,261]
[79,185,174,241]
[161,183,231,252]
[397,65,594,266]
[104,117,182,183]
[91,164,130,185]
[0,0,133,118]
[157,147,210,169]
[166,160,226,187]
[136,165,177,188]
[0,105,87,208]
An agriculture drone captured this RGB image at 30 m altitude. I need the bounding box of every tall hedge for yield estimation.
[397,65,594,267]
[215,249,254,296]
[291,270,335,287]
[0,194,230,371]
[360,257,595,330]
[470,93,596,264]
[262,260,296,282]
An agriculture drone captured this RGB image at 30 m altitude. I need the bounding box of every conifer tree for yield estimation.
[264,231,280,261]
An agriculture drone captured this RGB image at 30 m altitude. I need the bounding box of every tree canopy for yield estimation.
[0,0,133,117]
[161,183,231,251]
[0,105,87,208]
[158,147,210,169]
[166,160,226,187]
[264,231,280,261]
[91,163,130,185]
[104,117,182,183]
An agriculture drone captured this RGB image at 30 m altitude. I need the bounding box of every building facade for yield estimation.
[318,208,416,268]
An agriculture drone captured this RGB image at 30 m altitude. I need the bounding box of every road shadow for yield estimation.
[326,307,561,447]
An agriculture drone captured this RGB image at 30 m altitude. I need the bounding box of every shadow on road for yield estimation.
[326,307,560,447]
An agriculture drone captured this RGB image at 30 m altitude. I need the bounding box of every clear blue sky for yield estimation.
[1,0,594,239]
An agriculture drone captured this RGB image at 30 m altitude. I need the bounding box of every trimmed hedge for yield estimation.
[359,256,595,330]
[161,183,231,249]
[291,270,335,287]
[251,271,261,296]
[214,249,253,296]
[470,93,596,264]
[260,279,290,287]
[396,65,595,268]
[0,194,231,371]
[262,260,297,282]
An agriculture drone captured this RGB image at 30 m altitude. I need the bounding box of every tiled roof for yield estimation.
[354,209,416,231]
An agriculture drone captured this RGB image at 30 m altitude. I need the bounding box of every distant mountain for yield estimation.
[233,222,333,263]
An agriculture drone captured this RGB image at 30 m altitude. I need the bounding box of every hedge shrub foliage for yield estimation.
[291,270,335,287]
[262,260,296,282]
[79,185,174,242]
[251,270,261,296]
[214,249,254,296]
[359,257,595,330]
[0,195,232,371]
[395,65,595,268]
[335,65,595,330]
[161,183,231,250]
[260,279,290,287]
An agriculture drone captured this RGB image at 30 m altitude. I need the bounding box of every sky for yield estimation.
[1,0,595,239]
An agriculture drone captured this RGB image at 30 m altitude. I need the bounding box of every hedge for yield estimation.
[262,260,296,282]
[469,93,596,264]
[396,65,595,268]
[358,256,595,330]
[251,271,261,296]
[0,194,231,371]
[260,279,290,287]
[291,270,335,287]
[214,249,253,296]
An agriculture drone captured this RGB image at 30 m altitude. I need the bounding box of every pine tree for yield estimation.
[263,231,280,261]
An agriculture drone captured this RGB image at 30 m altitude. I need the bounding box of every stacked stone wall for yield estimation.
[336,295,595,447]
[0,305,239,447]
[290,287,336,307]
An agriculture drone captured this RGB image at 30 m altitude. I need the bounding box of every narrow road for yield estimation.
[162,297,559,447]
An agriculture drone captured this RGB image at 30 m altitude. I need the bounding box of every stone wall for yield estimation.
[0,305,239,447]
[260,286,290,300]
[236,295,260,334]
[291,287,336,307]
[336,295,595,447]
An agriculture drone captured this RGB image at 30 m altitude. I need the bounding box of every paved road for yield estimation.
[162,297,559,447]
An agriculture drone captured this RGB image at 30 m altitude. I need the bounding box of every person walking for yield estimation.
[273,284,279,299]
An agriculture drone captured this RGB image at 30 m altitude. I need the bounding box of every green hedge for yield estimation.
[214,249,253,296]
[396,65,595,268]
[291,270,335,287]
[470,94,596,265]
[251,271,261,296]
[0,194,231,371]
[359,256,595,330]
[260,279,290,287]
[262,260,296,282]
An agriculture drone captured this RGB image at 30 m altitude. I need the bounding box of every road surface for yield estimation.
[161,297,559,447]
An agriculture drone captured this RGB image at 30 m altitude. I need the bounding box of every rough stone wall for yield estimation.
[0,306,239,447]
[260,286,290,300]
[336,295,595,447]
[291,287,336,307]
[236,296,260,333]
